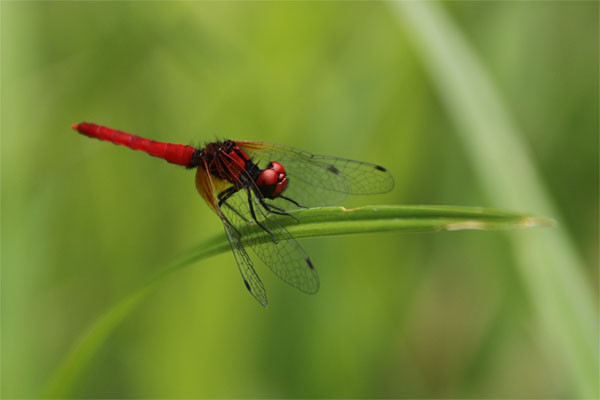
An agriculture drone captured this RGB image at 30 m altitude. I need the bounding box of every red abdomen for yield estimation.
[72,122,197,167]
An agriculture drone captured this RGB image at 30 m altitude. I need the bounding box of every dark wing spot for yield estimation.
[243,279,251,292]
[306,257,315,270]
[327,165,340,175]
[374,165,387,172]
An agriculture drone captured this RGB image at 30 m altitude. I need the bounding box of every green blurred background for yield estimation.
[2,1,598,398]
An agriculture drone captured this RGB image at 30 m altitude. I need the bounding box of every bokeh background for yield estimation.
[2,1,598,398]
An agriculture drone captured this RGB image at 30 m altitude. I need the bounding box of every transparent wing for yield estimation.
[237,141,394,209]
[223,219,268,307]
[196,164,268,306]
[220,186,320,294]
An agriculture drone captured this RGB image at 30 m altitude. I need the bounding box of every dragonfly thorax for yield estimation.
[200,140,253,184]
[198,141,288,199]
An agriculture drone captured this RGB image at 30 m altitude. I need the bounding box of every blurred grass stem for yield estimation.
[393,2,597,396]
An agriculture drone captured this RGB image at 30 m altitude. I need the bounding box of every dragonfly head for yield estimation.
[256,161,288,199]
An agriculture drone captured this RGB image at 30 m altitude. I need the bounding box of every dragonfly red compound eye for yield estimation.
[256,163,288,199]
[72,122,394,307]
[267,161,285,175]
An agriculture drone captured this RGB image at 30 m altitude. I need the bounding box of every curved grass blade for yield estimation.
[42,205,552,398]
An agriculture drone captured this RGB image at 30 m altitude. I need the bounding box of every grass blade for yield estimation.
[42,204,551,398]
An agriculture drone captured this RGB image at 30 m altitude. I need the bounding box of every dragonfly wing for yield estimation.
[221,188,320,294]
[196,162,268,306]
[223,219,268,307]
[237,141,394,208]
[271,172,347,210]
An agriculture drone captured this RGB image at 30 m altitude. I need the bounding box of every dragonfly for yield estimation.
[72,122,394,306]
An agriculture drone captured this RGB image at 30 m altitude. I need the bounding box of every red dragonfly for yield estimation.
[72,122,394,306]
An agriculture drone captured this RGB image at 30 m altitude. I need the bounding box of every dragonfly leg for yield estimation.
[246,189,277,243]
[279,195,308,209]
[223,203,251,224]
[258,198,300,221]
[217,187,249,234]
[217,186,238,204]
[218,187,251,223]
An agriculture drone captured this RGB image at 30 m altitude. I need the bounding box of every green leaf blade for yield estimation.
[42,204,551,398]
